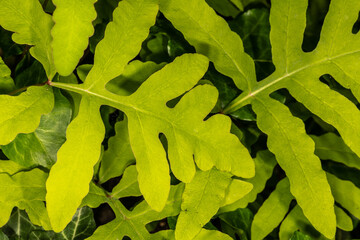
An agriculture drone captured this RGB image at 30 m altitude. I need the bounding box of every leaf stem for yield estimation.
[7,81,48,96]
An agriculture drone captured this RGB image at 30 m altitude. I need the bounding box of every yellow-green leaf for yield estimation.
[52,0,97,76]
[0,86,54,146]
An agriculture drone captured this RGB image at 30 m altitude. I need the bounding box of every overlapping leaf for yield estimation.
[251,174,357,239]
[0,0,55,78]
[175,169,232,240]
[87,184,184,240]
[0,168,50,229]
[1,207,96,240]
[160,0,360,237]
[2,90,72,168]
[0,57,15,94]
[45,0,254,232]
[0,86,54,146]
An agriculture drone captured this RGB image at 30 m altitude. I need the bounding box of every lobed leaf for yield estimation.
[84,0,158,90]
[175,169,232,240]
[163,0,360,237]
[52,0,97,76]
[159,0,256,91]
[51,53,254,214]
[2,89,72,168]
[252,96,335,238]
[0,0,55,77]
[46,0,159,231]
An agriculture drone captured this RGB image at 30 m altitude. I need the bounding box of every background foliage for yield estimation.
[0,0,360,239]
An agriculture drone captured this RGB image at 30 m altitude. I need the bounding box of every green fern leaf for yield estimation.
[175,169,232,240]
[159,0,256,91]
[312,133,360,170]
[251,178,294,240]
[160,0,360,237]
[252,96,335,236]
[0,0,55,78]
[45,0,254,231]
[51,0,97,76]
[45,0,159,231]
[219,150,277,213]
[326,173,360,220]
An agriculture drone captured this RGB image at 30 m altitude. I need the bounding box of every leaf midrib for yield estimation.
[225,48,360,113]
[50,82,226,166]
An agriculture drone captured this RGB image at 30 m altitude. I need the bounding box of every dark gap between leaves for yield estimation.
[302,0,331,52]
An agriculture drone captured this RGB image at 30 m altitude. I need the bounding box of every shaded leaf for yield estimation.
[334,206,353,232]
[0,86,54,146]
[251,178,294,240]
[327,173,360,219]
[219,208,253,238]
[98,119,135,184]
[290,231,313,240]
[54,207,96,240]
[0,0,55,77]
[2,89,72,168]
[229,8,275,80]
[0,57,15,94]
[110,165,141,199]
[87,184,184,240]
[312,133,360,170]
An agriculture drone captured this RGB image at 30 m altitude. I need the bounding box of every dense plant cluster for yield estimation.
[0,0,360,239]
